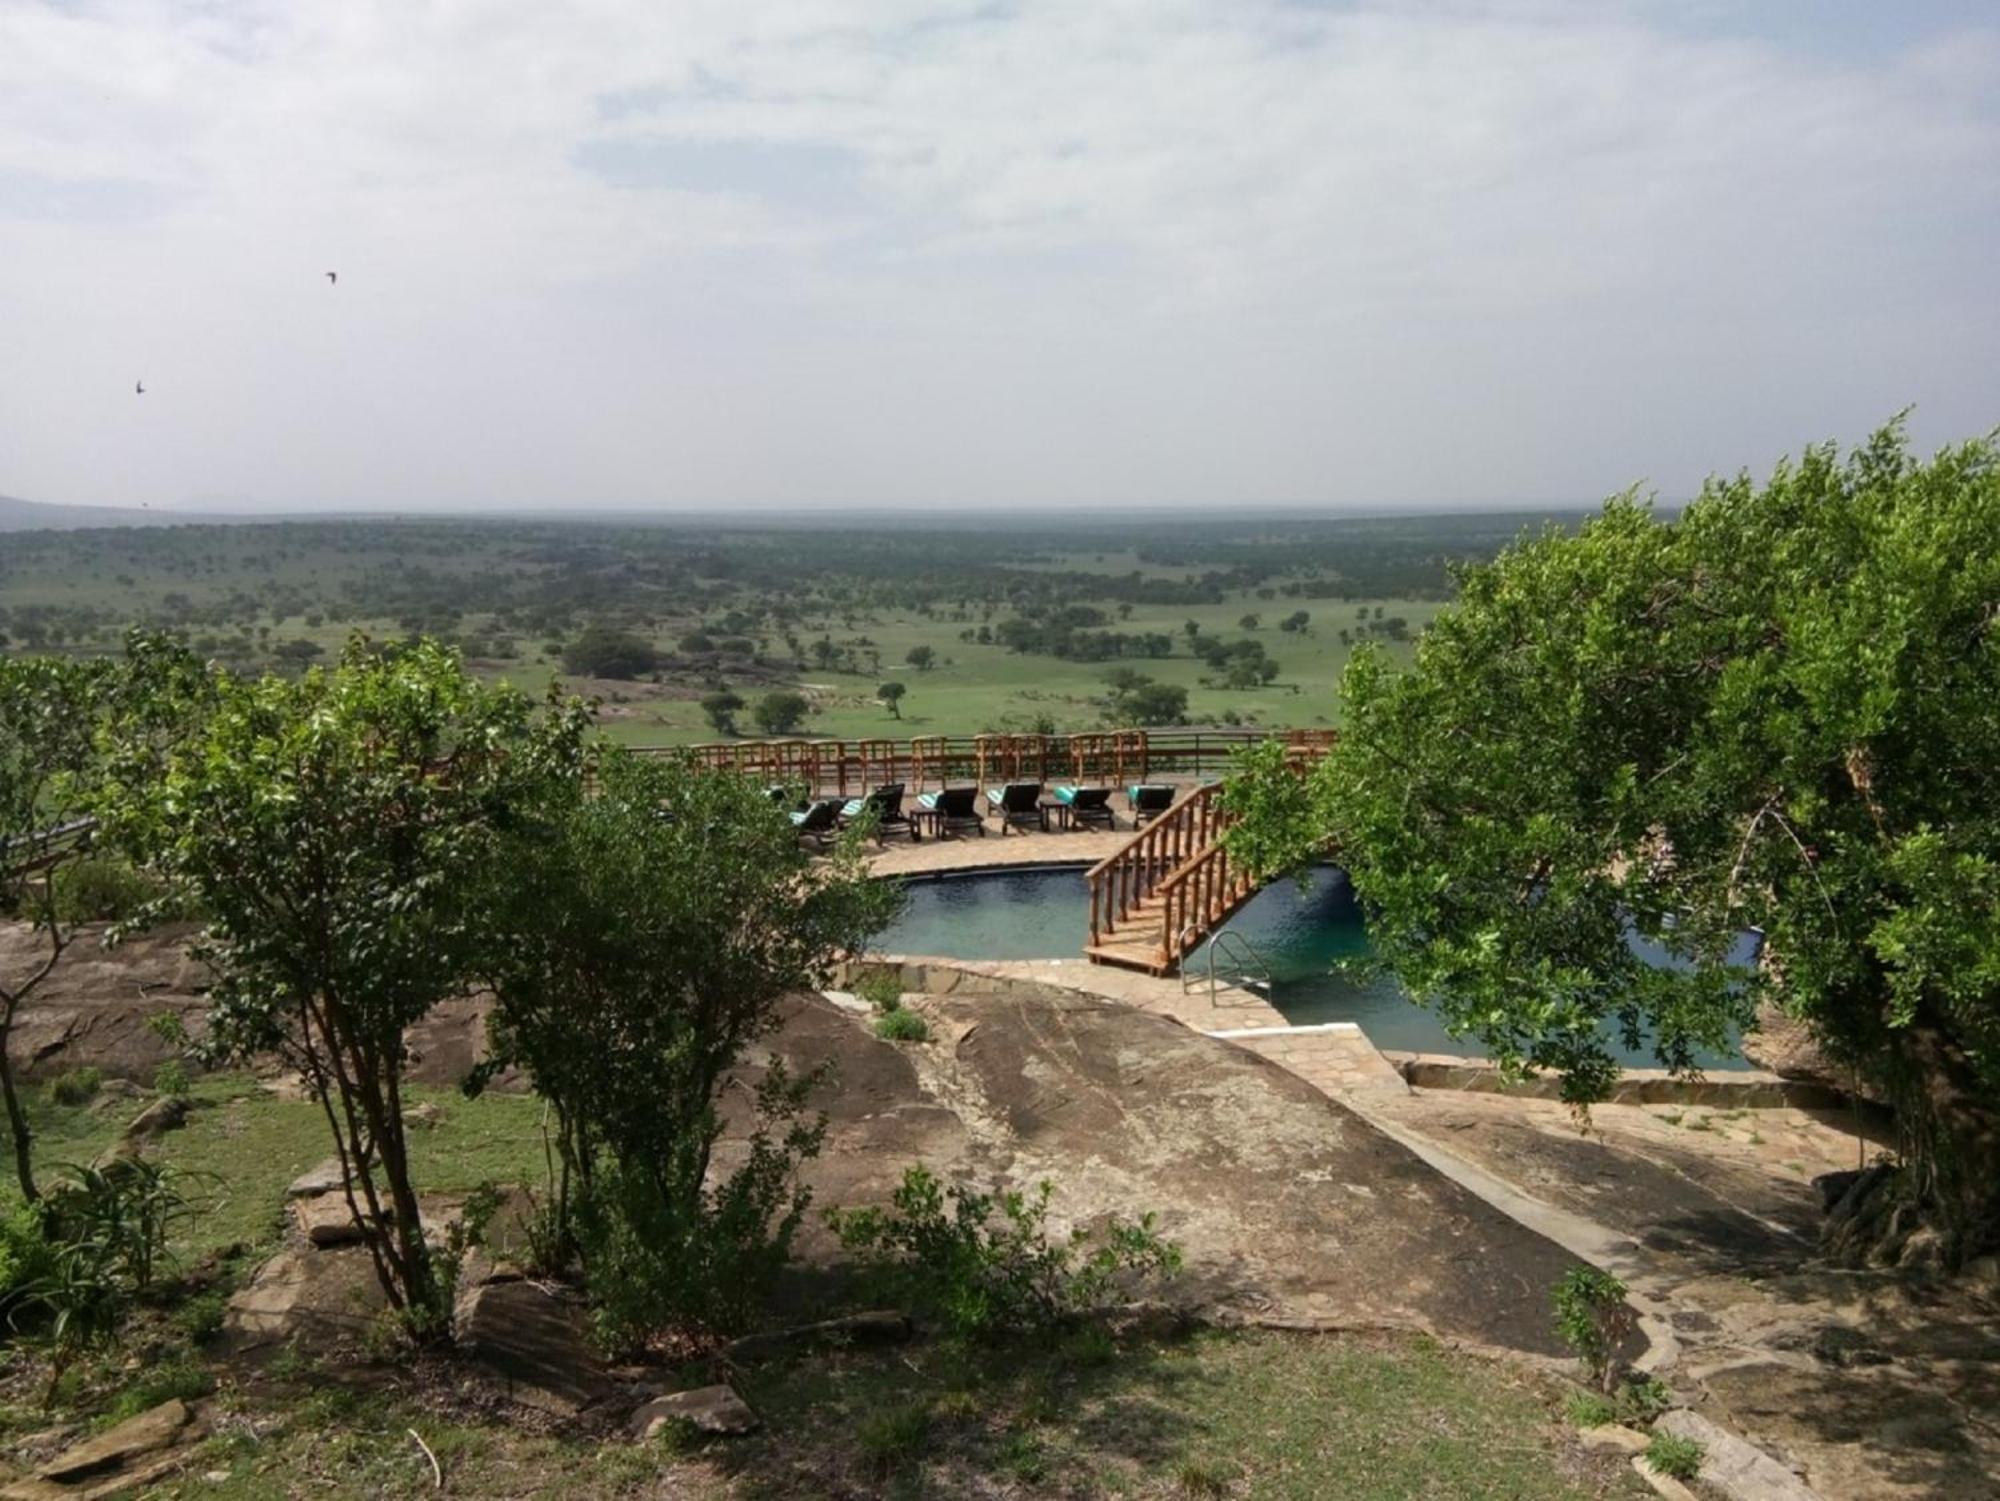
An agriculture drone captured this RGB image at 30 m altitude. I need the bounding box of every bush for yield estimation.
[1564,1391,1617,1428]
[752,691,811,737]
[874,1009,930,1043]
[0,1203,54,1309]
[153,1058,191,1098]
[1551,1266,1633,1392]
[48,1068,102,1107]
[50,858,162,924]
[827,1165,1181,1342]
[1644,1431,1704,1481]
[854,969,904,1013]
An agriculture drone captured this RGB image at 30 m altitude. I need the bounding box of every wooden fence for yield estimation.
[630,726,1335,798]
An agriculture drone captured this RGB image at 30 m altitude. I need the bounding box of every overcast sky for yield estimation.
[2,1,1996,515]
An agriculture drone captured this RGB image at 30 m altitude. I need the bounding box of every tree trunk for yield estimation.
[0,1018,38,1202]
[1892,1014,2000,1265]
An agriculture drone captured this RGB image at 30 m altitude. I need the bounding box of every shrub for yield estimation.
[827,1165,1181,1342]
[48,1068,102,1107]
[50,858,161,924]
[1175,1457,1239,1497]
[153,1059,191,1099]
[874,1009,930,1043]
[752,691,811,737]
[1551,1266,1633,1392]
[1644,1431,1704,1481]
[1564,1391,1617,1428]
[0,1203,53,1309]
[853,969,904,1013]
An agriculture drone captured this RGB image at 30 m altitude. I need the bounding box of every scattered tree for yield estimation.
[753,690,811,737]
[878,681,907,719]
[562,626,659,681]
[700,689,745,736]
[904,645,936,673]
[101,638,590,1331]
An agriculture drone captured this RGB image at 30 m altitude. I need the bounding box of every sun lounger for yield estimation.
[915,785,985,837]
[1052,785,1116,830]
[985,781,1044,835]
[841,782,916,842]
[1127,784,1175,826]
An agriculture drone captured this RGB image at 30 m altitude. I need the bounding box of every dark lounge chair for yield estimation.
[790,798,843,849]
[841,782,917,842]
[985,781,1044,835]
[1053,785,1115,830]
[1127,784,1175,826]
[916,785,985,838]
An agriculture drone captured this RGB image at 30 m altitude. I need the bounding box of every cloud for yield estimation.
[0,0,1995,511]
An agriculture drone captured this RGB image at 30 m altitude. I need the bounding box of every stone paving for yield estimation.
[865,826,1126,877]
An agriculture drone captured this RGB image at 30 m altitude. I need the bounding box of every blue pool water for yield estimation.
[876,864,1743,1065]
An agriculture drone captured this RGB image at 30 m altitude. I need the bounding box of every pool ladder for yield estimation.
[1182,927,1273,1004]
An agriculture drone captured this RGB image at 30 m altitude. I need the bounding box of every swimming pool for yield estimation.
[874,864,1743,1065]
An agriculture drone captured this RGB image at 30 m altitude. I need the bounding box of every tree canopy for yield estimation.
[1226,423,2000,1262]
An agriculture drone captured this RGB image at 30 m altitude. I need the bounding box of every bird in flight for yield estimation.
[326,271,337,285]
[135,381,145,394]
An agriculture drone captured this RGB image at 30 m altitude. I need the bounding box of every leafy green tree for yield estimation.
[1238,613,1261,631]
[100,638,590,1330]
[482,750,897,1343]
[700,689,745,736]
[878,681,907,719]
[904,645,936,673]
[0,657,110,1201]
[1105,675,1189,727]
[561,626,659,681]
[1226,424,2000,1263]
[753,691,811,737]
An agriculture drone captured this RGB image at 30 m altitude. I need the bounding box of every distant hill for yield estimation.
[0,494,195,531]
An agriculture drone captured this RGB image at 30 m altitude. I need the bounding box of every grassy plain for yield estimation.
[1,513,1515,745]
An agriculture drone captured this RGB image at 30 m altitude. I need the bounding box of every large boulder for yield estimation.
[1,922,207,1083]
[760,988,1606,1358]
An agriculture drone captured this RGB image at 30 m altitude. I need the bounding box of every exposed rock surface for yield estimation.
[627,1386,759,1438]
[1,922,207,1083]
[1654,1409,1823,1501]
[1,1399,198,1500]
[454,1280,615,1418]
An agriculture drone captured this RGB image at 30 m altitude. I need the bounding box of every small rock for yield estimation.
[290,1195,387,1248]
[36,1398,191,1481]
[286,1158,350,1199]
[403,1101,443,1128]
[1653,1410,1823,1501]
[1630,1456,1702,1501]
[121,1096,189,1143]
[1579,1424,1649,1456]
[456,1280,613,1418]
[202,1472,230,1484]
[628,1385,759,1439]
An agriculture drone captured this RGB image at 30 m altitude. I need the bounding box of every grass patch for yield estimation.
[1644,1431,1704,1481]
[872,1009,930,1043]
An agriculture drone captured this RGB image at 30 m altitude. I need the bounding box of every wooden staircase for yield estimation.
[1085,783,1262,976]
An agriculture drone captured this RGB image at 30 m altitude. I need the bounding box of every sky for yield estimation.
[1,0,1997,515]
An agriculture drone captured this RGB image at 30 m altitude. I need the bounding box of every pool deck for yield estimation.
[866,827,1127,878]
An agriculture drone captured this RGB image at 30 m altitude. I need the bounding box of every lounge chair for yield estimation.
[985,781,1044,835]
[1052,785,1115,831]
[1127,784,1175,826]
[790,798,843,849]
[915,785,985,838]
[841,782,917,842]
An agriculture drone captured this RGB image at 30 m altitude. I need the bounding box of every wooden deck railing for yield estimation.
[1154,839,1259,974]
[632,726,1331,800]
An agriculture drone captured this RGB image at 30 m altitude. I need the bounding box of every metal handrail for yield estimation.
[1184,926,1273,1003]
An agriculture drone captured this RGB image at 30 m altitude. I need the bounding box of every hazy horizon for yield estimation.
[4,2,1997,516]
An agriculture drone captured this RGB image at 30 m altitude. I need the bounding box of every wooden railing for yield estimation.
[1085,783,1236,965]
[1155,839,1259,974]
[634,726,1331,800]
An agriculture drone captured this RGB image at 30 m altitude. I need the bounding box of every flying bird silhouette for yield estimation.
[326,271,337,285]
[135,381,145,394]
